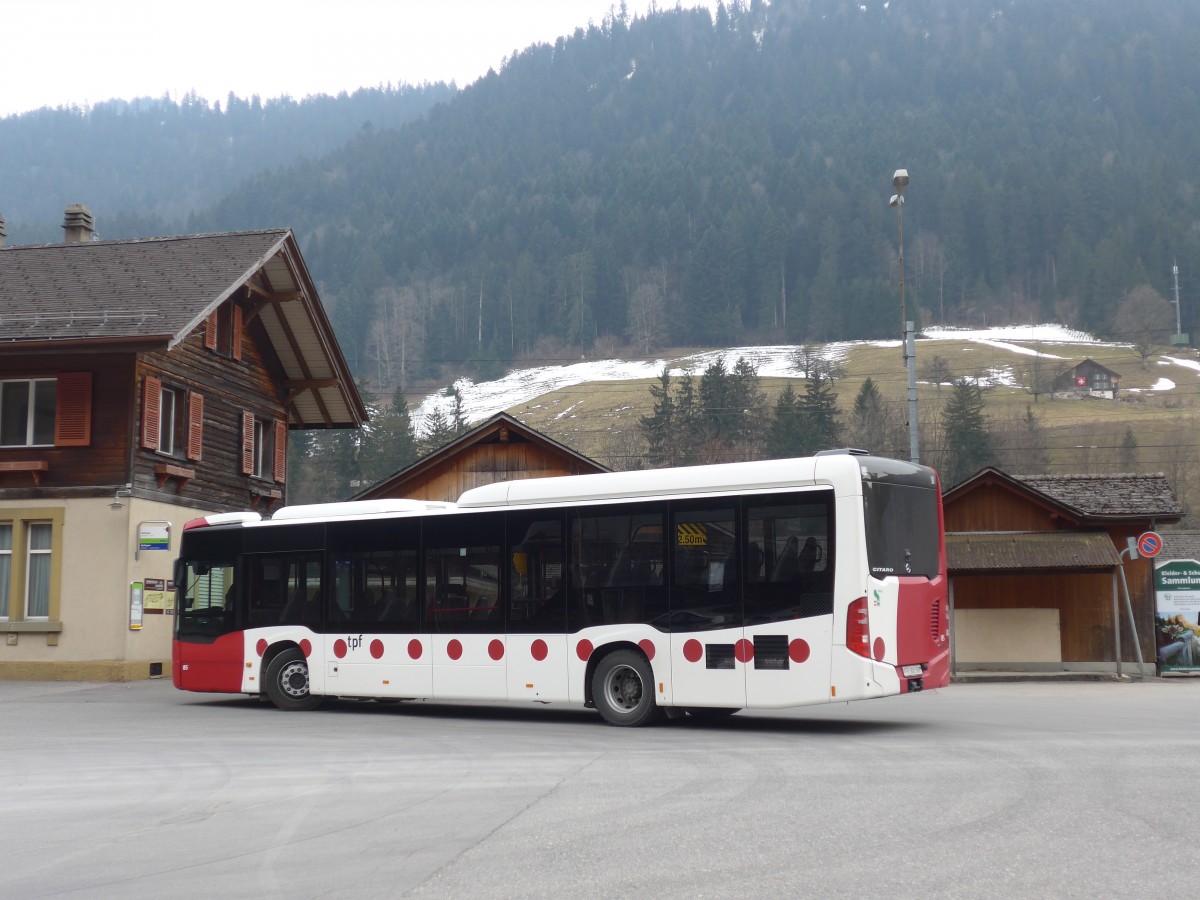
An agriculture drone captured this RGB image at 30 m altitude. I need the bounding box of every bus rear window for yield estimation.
[862,482,940,578]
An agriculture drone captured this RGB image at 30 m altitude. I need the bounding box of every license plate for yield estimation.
[902,665,923,678]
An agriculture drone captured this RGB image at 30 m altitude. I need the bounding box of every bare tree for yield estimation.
[626,267,668,354]
[1113,285,1175,370]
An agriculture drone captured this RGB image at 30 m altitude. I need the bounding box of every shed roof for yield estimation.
[0,230,366,429]
[947,531,1121,574]
[355,412,608,501]
[1159,531,1200,563]
[1020,473,1182,520]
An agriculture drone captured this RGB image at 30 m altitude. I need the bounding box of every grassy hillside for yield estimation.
[502,336,1200,517]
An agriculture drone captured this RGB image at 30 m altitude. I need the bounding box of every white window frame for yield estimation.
[158,386,180,456]
[23,521,52,620]
[253,418,267,479]
[0,378,56,448]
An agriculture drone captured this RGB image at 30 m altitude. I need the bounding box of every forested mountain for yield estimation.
[6,0,1200,392]
[0,84,455,243]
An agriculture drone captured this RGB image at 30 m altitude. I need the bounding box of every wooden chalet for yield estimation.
[943,467,1182,674]
[0,206,366,680]
[356,412,607,503]
[1052,358,1121,399]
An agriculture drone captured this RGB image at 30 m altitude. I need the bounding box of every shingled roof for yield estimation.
[947,531,1121,573]
[1020,473,1183,520]
[944,466,1184,525]
[0,230,366,429]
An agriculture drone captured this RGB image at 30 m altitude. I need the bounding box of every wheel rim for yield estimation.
[278,660,310,699]
[603,663,643,714]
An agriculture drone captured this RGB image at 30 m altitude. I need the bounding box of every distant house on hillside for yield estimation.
[1052,358,1121,399]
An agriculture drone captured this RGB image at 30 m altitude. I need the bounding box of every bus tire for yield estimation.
[264,648,322,711]
[592,649,663,727]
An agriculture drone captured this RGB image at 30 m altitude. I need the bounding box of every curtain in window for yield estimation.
[0,524,11,612]
[26,523,51,618]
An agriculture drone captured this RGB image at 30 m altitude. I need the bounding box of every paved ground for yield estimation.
[2,678,1197,899]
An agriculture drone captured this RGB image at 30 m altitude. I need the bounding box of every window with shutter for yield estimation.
[232,306,244,362]
[187,394,204,461]
[204,311,218,351]
[53,372,92,447]
[141,376,162,449]
[273,419,287,483]
[241,411,255,475]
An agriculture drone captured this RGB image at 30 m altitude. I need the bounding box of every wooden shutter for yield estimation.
[232,306,244,361]
[54,372,92,447]
[273,419,287,483]
[186,393,204,461]
[204,311,218,350]
[141,375,162,449]
[241,411,255,474]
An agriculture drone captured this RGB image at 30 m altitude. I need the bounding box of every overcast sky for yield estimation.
[0,1,715,118]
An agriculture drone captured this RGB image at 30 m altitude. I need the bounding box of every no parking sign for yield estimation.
[1138,531,1163,558]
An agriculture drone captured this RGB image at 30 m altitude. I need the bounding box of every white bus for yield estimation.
[173,451,949,725]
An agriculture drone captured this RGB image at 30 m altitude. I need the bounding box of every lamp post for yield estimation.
[890,168,920,463]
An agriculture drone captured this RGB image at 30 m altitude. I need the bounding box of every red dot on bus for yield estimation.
[638,639,655,661]
[447,639,463,660]
[683,639,703,663]
[255,639,267,657]
[489,639,505,661]
[408,639,423,660]
[789,639,810,664]
[333,639,347,659]
[370,639,384,659]
[576,639,594,661]
[873,637,885,661]
[300,639,312,657]
[734,639,754,664]
[531,639,548,661]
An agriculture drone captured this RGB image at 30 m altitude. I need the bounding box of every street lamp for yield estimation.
[890,168,919,463]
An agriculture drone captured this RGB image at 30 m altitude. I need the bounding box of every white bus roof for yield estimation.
[455,455,862,508]
[270,498,454,522]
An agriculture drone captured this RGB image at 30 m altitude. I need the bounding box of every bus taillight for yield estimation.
[847,596,871,657]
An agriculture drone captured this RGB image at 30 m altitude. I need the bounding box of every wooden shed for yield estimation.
[943,468,1182,673]
[355,412,607,503]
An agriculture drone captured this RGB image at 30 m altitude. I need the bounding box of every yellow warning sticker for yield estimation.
[677,523,707,547]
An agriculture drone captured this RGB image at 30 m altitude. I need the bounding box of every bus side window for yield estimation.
[745,494,835,625]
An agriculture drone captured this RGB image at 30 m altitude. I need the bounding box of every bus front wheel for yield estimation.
[592,649,663,727]
[264,648,322,711]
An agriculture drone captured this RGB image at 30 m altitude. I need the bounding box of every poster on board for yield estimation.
[1154,559,1200,674]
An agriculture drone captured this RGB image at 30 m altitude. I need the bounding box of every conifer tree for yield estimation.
[639,368,676,468]
[941,378,995,486]
[766,383,804,459]
[798,370,842,454]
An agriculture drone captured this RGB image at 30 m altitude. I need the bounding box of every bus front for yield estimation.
[172,514,255,694]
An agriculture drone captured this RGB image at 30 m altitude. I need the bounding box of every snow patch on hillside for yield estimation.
[412,324,1102,435]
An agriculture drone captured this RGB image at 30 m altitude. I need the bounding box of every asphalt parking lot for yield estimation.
[2,677,1196,899]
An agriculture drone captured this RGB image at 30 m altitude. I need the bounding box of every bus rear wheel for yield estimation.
[264,648,322,711]
[592,649,663,727]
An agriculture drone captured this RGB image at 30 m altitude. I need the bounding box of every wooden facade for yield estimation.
[357,412,607,503]
[0,218,364,680]
[943,468,1182,671]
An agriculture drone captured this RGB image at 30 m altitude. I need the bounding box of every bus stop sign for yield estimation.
[1137,531,1163,558]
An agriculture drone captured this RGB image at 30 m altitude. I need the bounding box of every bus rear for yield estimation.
[836,455,949,697]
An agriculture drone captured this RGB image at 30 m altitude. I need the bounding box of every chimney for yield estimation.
[0,212,6,248]
[62,204,95,243]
